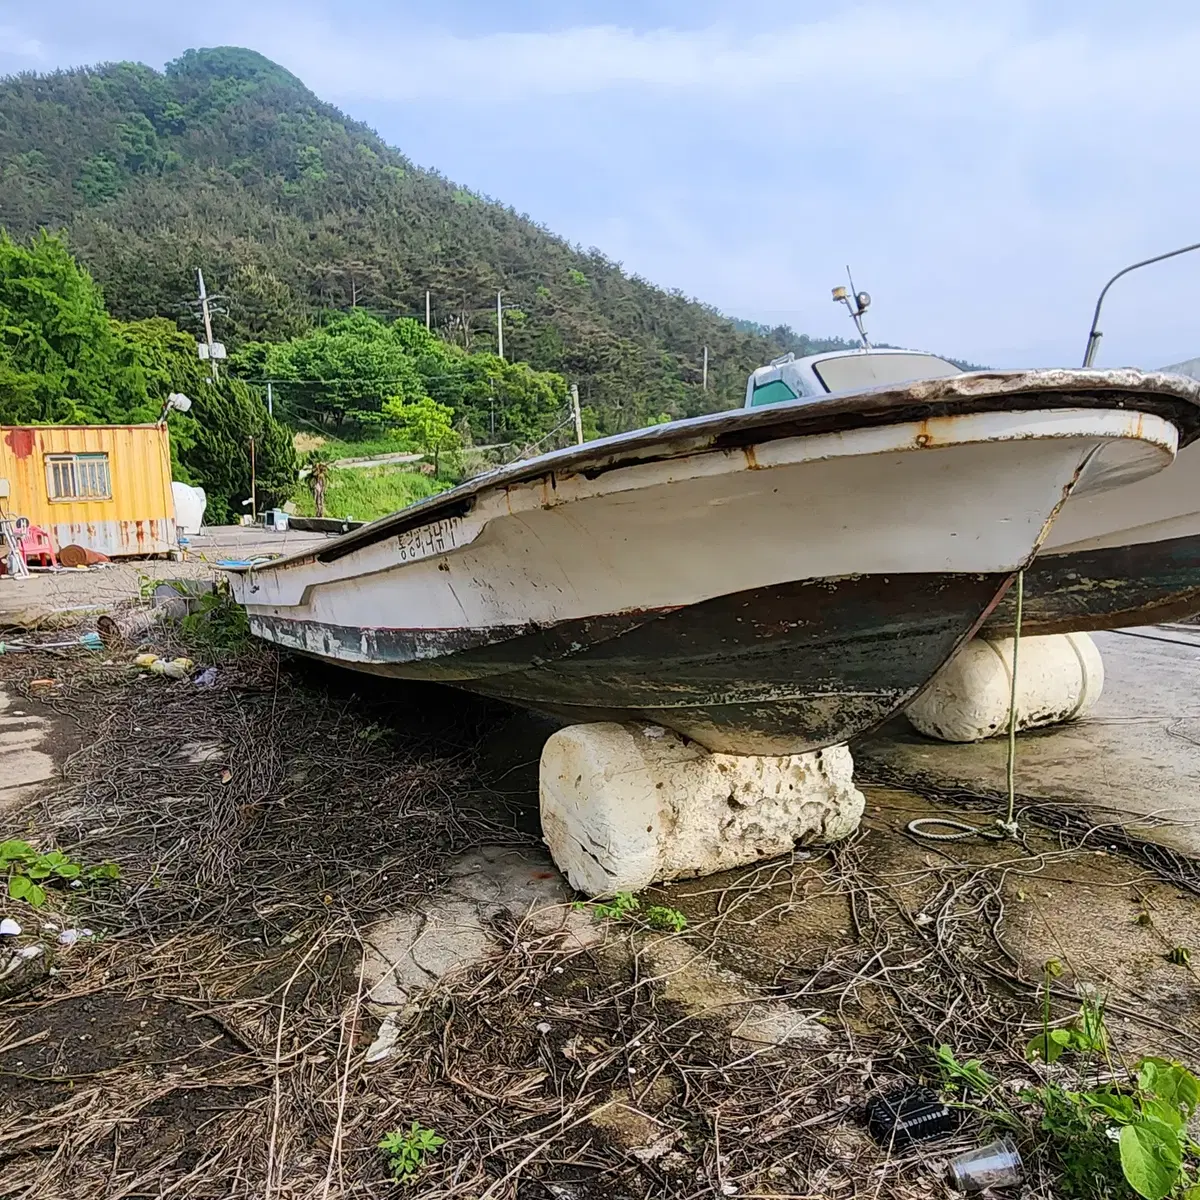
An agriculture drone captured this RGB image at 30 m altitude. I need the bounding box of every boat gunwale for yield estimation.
[239,368,1200,573]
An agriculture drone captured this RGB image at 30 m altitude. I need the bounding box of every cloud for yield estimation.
[0,24,46,62]
[2,0,1199,366]
[257,2,1197,131]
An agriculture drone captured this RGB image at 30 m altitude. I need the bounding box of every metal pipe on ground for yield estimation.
[96,599,188,648]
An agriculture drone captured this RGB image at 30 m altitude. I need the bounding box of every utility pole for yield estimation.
[570,383,584,445]
[702,346,709,391]
[266,381,273,418]
[425,290,431,330]
[249,436,257,524]
[496,290,504,360]
[197,268,218,381]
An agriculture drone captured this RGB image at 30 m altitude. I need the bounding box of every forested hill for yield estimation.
[0,46,857,433]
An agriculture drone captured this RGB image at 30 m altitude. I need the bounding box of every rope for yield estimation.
[908,569,1026,844]
[1000,569,1025,837]
[905,817,1005,842]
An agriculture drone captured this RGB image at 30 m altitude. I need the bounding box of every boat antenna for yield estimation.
[832,266,872,349]
[1082,240,1200,367]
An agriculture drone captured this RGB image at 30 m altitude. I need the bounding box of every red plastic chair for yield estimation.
[20,525,57,568]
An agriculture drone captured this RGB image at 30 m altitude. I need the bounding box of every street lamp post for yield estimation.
[1082,241,1200,368]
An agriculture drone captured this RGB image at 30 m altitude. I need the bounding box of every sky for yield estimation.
[1,0,1198,368]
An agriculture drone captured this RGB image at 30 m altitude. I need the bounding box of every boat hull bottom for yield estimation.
[250,571,1010,756]
[983,533,1200,637]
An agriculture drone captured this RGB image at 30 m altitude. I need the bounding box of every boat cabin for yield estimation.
[744,348,962,408]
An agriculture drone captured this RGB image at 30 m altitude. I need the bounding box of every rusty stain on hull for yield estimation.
[984,532,1200,637]
[250,571,1009,756]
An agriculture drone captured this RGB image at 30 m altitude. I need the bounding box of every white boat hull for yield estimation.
[230,382,1185,754]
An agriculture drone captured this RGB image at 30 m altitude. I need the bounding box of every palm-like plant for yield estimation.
[303,450,332,517]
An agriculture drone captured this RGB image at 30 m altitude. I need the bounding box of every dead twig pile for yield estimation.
[0,639,1197,1197]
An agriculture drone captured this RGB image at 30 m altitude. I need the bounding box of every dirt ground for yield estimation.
[0,526,327,628]
[2,631,1200,1199]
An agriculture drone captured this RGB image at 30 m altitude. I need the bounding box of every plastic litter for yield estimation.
[58,927,94,947]
[194,666,219,687]
[0,631,103,655]
[365,1014,400,1064]
[0,918,21,937]
[947,1137,1024,1192]
[865,1086,959,1148]
[149,659,188,680]
[134,653,160,668]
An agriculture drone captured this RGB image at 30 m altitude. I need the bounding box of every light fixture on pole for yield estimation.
[1082,241,1200,367]
[157,392,193,424]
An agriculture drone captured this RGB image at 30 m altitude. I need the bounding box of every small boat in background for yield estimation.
[286,516,365,535]
[984,355,1200,636]
[748,281,1200,639]
[224,368,1197,756]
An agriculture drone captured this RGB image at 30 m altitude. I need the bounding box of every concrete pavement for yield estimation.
[856,626,1200,856]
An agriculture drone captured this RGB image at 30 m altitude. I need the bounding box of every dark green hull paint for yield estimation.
[984,532,1200,637]
[250,571,1010,755]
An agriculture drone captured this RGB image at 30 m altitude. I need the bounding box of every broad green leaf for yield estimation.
[8,873,31,900]
[54,862,81,879]
[0,839,33,862]
[1086,1091,1136,1123]
[1142,1097,1186,1135]
[1027,1032,1068,1064]
[27,883,46,907]
[1139,1058,1200,1118]
[1120,1122,1182,1200]
[26,865,51,880]
[40,851,66,866]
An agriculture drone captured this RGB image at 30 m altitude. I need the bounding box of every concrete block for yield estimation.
[906,631,1104,743]
[539,722,864,897]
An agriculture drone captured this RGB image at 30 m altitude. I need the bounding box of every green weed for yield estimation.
[179,591,250,657]
[577,891,688,933]
[378,1121,445,1183]
[934,1044,997,1095]
[1,839,120,909]
[935,966,1200,1200]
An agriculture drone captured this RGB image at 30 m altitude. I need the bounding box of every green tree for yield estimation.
[117,317,296,521]
[239,310,432,428]
[384,394,459,472]
[0,229,145,423]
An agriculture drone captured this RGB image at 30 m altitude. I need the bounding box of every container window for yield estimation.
[45,453,113,501]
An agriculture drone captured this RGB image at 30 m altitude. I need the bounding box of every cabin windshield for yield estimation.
[811,352,962,394]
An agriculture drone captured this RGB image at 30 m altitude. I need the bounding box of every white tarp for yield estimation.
[172,481,207,535]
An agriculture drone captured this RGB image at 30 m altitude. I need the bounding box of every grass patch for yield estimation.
[292,465,452,522]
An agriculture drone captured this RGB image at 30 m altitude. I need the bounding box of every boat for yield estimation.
[224,367,1198,756]
[285,515,365,535]
[981,355,1200,636]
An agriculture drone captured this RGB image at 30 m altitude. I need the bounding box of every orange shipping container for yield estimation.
[0,425,178,558]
